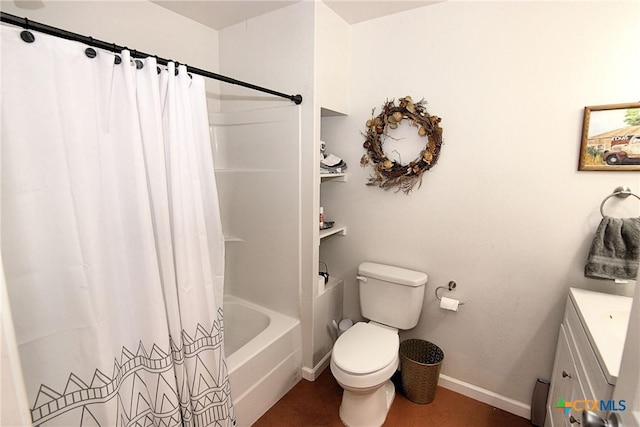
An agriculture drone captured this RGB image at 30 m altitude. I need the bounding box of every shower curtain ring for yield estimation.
[20,18,35,43]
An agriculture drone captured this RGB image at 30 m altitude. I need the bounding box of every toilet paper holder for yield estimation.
[435,281,465,306]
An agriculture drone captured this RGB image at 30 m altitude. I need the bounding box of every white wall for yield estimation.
[218,2,314,112]
[320,0,640,407]
[316,1,350,115]
[218,1,316,368]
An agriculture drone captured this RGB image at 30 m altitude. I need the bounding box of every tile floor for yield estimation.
[253,368,533,426]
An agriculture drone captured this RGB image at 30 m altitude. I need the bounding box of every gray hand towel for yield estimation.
[584,217,640,280]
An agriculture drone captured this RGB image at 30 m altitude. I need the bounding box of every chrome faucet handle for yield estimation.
[581,410,619,427]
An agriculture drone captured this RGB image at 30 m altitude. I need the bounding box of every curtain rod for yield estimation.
[0,12,303,105]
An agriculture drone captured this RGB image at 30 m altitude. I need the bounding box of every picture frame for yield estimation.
[578,102,640,171]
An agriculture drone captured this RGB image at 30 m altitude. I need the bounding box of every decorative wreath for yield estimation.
[360,96,443,193]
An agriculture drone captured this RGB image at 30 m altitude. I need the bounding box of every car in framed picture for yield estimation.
[578,102,640,171]
[602,134,640,165]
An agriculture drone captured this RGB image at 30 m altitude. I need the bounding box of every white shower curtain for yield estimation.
[0,25,234,427]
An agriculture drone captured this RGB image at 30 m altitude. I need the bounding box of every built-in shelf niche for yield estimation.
[318,276,342,296]
[319,225,347,240]
[319,172,346,240]
[320,172,347,182]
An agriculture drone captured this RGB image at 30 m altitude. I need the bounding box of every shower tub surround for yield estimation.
[211,106,302,425]
[223,296,301,426]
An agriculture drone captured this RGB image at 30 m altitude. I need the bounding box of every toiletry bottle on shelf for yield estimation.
[319,207,324,229]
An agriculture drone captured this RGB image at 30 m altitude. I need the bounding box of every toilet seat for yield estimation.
[332,322,399,375]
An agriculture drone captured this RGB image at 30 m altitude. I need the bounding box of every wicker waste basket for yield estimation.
[399,339,444,404]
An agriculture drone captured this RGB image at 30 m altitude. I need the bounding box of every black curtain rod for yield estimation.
[0,12,303,105]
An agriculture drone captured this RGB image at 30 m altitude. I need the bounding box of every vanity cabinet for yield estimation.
[545,289,629,427]
[546,324,589,426]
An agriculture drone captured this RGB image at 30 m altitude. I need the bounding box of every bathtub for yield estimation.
[223,295,301,427]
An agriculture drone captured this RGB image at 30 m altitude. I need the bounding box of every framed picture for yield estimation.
[578,102,640,171]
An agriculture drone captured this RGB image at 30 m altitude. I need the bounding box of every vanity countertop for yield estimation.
[569,287,633,384]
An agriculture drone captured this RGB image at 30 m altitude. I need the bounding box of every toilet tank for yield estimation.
[358,262,428,330]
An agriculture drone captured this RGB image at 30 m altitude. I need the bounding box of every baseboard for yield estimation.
[302,350,332,381]
[301,356,531,419]
[438,374,531,420]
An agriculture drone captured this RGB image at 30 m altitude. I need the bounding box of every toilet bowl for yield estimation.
[330,322,399,427]
[330,262,428,427]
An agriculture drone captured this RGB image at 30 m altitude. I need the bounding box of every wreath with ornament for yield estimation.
[360,96,443,194]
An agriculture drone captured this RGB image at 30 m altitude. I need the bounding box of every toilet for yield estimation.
[330,262,428,427]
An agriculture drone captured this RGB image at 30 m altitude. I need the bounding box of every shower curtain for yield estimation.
[0,25,234,427]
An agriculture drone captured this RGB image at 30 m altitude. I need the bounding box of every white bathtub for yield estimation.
[223,295,301,427]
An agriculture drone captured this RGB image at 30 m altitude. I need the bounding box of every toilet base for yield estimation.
[338,380,396,427]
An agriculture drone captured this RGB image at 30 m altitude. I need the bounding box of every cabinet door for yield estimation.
[566,367,587,427]
[546,325,577,427]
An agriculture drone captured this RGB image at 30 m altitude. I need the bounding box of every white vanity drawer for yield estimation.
[563,299,613,402]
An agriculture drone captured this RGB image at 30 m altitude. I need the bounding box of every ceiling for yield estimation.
[152,1,440,31]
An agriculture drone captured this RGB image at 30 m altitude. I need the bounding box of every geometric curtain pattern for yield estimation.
[30,308,235,427]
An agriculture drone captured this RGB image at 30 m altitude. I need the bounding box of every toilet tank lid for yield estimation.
[358,262,428,287]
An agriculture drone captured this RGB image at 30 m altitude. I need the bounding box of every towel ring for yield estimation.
[600,186,640,217]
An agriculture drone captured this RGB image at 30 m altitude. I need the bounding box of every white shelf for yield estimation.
[318,276,343,296]
[319,172,346,241]
[215,168,281,173]
[320,172,347,182]
[224,235,244,243]
[319,225,347,240]
[321,107,347,117]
